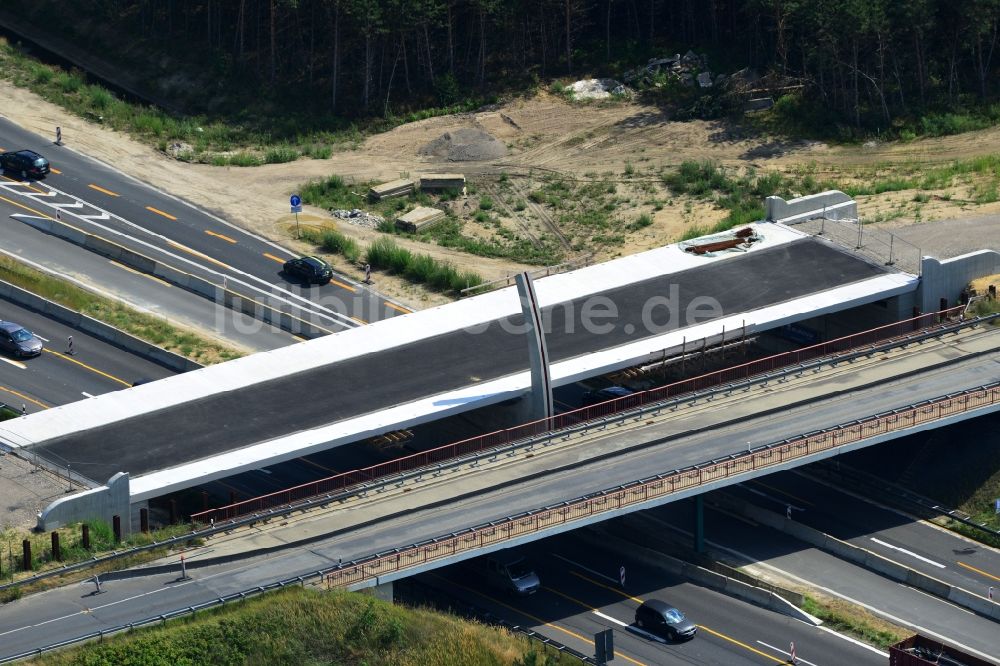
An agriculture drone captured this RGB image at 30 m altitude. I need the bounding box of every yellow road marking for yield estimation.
[88,183,119,197]
[263,252,287,264]
[0,386,48,409]
[109,260,172,287]
[385,302,410,314]
[749,480,815,506]
[298,457,337,474]
[957,561,1000,583]
[569,570,645,604]
[427,573,604,654]
[350,316,368,325]
[146,205,177,220]
[44,349,131,387]
[0,191,57,220]
[541,586,646,666]
[329,278,356,293]
[205,229,237,244]
[166,240,233,269]
[292,334,307,341]
[697,625,788,664]
[49,167,61,174]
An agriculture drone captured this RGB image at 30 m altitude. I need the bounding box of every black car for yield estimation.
[0,321,44,358]
[0,150,50,179]
[282,256,333,285]
[582,385,634,406]
[634,599,698,641]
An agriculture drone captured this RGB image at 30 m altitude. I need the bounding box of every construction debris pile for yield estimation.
[624,51,723,89]
[568,78,630,99]
[331,208,385,229]
[680,227,762,256]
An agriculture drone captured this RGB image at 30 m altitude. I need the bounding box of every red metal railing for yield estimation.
[192,306,968,524]
[325,383,1000,590]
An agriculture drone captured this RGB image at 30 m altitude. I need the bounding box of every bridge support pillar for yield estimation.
[515,272,553,424]
[371,580,394,603]
[693,495,705,554]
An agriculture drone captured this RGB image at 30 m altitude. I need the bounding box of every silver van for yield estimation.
[484,553,540,596]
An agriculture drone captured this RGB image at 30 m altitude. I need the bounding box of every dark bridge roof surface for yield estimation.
[35,237,888,483]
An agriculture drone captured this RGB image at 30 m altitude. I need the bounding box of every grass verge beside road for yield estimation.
[24,586,575,666]
[0,520,201,603]
[801,595,904,649]
[0,255,242,364]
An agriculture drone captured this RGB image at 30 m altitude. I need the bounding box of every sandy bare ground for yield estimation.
[2,82,999,307]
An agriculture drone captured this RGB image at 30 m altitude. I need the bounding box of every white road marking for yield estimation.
[757,640,819,666]
[593,610,629,627]
[81,392,95,398]
[870,537,946,568]
[0,357,26,369]
[553,553,619,584]
[35,334,49,342]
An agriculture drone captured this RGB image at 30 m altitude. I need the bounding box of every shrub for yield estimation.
[265,145,299,164]
[478,196,494,211]
[628,213,653,231]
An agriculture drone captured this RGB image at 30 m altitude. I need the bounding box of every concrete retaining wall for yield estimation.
[38,472,131,533]
[765,190,857,225]
[714,494,1000,622]
[0,279,200,373]
[581,521,816,624]
[16,214,328,339]
[919,251,1000,313]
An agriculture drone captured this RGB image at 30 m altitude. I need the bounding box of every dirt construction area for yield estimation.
[1,81,999,311]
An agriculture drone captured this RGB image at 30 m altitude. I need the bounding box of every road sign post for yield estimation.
[594,628,614,664]
[290,194,302,238]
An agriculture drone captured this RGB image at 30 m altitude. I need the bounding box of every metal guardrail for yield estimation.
[323,382,1000,590]
[0,577,312,664]
[2,307,989,593]
[459,255,593,296]
[810,463,1000,542]
[4,382,998,663]
[193,305,983,524]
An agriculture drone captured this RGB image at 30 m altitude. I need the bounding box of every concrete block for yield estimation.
[38,472,131,532]
[861,551,909,582]
[765,190,856,224]
[906,569,951,598]
[947,587,1000,621]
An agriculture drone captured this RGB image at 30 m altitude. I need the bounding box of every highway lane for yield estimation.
[417,531,887,666]
[729,469,1000,600]
[646,498,1000,663]
[0,298,175,415]
[0,118,408,326]
[0,200,296,352]
[4,346,1000,656]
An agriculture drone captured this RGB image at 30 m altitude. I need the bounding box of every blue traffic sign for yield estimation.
[290,194,301,207]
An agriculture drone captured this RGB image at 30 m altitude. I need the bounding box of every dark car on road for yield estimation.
[282,256,333,285]
[634,599,698,641]
[0,321,44,358]
[0,150,50,179]
[582,385,634,406]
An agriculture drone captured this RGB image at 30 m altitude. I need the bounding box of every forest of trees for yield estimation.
[11,0,1000,131]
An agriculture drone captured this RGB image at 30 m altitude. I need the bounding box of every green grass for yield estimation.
[800,596,903,649]
[0,38,494,166]
[366,238,484,293]
[0,255,241,364]
[26,586,578,666]
[299,228,362,264]
[419,219,562,266]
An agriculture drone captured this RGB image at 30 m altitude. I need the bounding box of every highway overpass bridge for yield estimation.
[1,191,998,529]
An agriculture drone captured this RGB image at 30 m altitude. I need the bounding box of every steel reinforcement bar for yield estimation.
[324,382,1000,590]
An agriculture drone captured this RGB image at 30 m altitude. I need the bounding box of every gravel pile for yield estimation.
[569,78,630,99]
[419,128,507,161]
[332,208,385,229]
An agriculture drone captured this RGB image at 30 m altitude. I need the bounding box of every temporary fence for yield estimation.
[324,382,1000,590]
[192,305,971,524]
